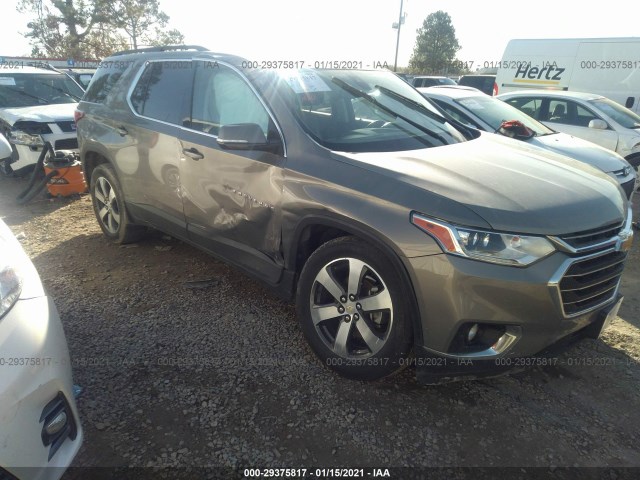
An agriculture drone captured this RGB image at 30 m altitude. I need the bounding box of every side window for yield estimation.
[130,61,193,126]
[190,63,270,138]
[547,100,569,123]
[82,64,129,103]
[506,97,542,120]
[574,102,599,127]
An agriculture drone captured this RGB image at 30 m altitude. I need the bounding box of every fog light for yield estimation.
[40,392,78,461]
[44,411,68,436]
[467,323,479,343]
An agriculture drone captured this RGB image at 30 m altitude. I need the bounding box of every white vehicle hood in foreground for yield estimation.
[0,103,78,124]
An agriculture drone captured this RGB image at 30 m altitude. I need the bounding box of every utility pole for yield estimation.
[393,0,404,72]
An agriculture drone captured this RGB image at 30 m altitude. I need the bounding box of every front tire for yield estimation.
[296,236,413,380]
[90,164,144,244]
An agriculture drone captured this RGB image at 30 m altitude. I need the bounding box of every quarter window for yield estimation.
[130,61,193,126]
[83,65,128,103]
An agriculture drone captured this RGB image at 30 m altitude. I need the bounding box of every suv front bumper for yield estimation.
[406,248,626,383]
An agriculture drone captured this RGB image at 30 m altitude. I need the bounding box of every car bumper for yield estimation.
[0,296,83,480]
[405,248,626,383]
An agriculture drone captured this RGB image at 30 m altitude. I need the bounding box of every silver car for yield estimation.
[497,90,640,169]
[420,86,637,199]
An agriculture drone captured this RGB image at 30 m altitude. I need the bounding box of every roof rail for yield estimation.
[111,45,208,57]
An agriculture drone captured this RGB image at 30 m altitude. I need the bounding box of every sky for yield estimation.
[2,0,640,69]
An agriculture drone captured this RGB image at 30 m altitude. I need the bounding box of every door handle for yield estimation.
[116,126,128,136]
[182,147,204,160]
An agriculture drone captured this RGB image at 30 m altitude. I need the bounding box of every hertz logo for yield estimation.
[513,64,565,85]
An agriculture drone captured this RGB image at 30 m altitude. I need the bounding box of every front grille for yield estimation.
[558,222,622,250]
[559,251,626,316]
[621,179,635,200]
[54,138,78,150]
[56,121,77,132]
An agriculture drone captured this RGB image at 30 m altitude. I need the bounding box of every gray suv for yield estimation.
[76,46,633,383]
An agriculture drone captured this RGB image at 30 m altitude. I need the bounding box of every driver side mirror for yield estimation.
[216,123,280,153]
[588,119,608,130]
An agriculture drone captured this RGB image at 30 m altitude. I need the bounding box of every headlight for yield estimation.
[9,130,44,147]
[0,234,23,318]
[411,213,556,266]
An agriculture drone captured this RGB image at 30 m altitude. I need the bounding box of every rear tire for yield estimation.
[90,164,144,244]
[296,236,413,381]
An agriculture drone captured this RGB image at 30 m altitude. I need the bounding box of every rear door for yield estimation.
[121,60,195,237]
[179,62,286,283]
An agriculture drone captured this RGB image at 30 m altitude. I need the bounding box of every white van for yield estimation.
[495,38,640,113]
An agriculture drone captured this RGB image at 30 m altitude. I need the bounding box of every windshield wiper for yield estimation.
[374,85,448,123]
[331,77,451,146]
[13,90,49,104]
[46,82,82,101]
[375,84,477,140]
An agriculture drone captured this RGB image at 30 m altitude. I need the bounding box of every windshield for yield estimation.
[589,98,640,129]
[275,69,466,152]
[455,95,553,135]
[0,73,84,108]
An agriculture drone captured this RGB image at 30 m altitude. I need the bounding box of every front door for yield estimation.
[179,62,286,284]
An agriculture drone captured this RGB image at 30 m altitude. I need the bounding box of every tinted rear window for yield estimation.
[130,61,193,126]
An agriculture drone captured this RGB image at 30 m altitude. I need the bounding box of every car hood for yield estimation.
[0,103,77,124]
[528,132,626,173]
[339,133,626,236]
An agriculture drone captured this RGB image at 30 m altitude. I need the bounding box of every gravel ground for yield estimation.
[1,173,639,479]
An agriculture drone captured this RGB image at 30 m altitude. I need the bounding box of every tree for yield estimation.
[408,11,461,74]
[19,0,110,58]
[109,0,183,50]
[18,0,184,59]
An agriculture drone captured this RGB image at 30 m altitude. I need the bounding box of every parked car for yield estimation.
[419,86,636,199]
[0,65,83,175]
[412,75,457,88]
[457,74,497,96]
[494,37,640,113]
[498,90,640,169]
[76,46,633,384]
[0,132,82,479]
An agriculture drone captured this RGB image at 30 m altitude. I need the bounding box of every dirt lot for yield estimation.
[1,172,639,479]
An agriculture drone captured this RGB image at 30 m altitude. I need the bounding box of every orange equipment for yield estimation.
[43,150,87,197]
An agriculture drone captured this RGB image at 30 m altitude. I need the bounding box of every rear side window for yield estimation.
[83,64,129,103]
[130,61,194,126]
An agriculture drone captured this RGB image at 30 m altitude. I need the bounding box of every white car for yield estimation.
[0,65,83,175]
[420,86,637,199]
[497,90,640,169]
[0,136,82,480]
